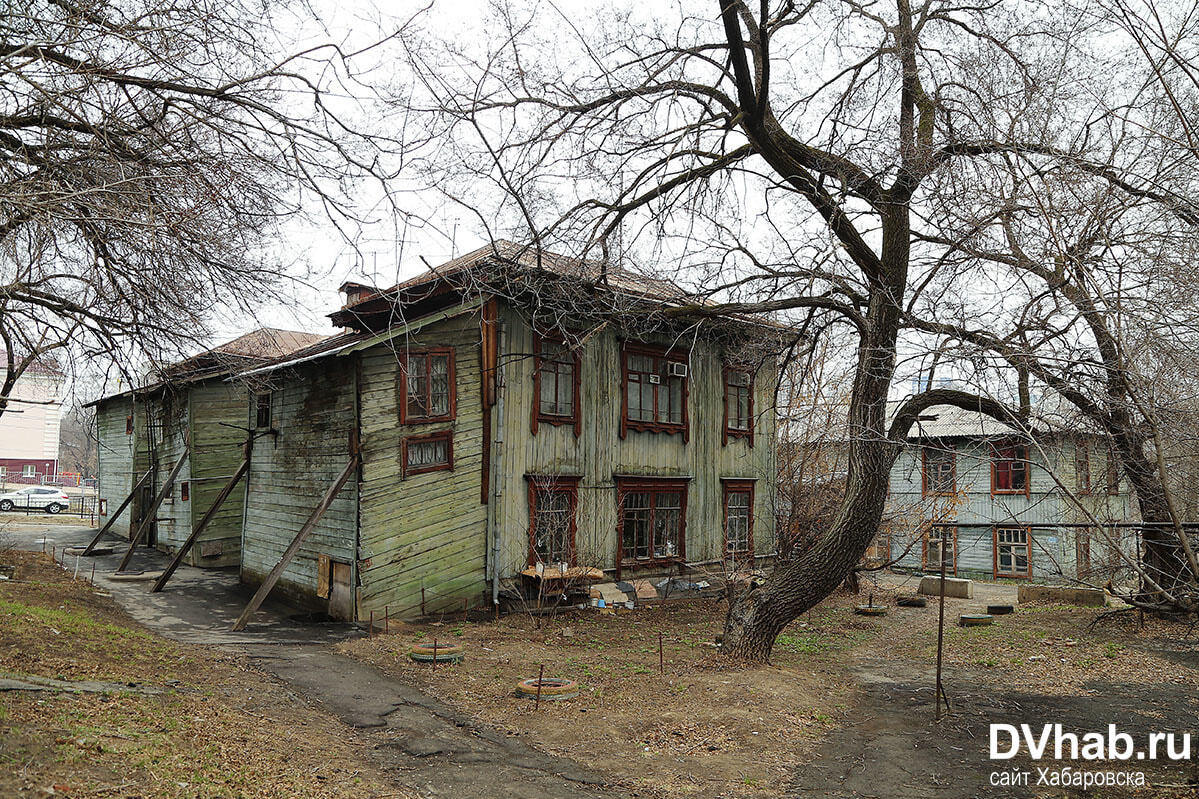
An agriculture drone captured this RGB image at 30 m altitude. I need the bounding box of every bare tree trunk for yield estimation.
[723,231,906,661]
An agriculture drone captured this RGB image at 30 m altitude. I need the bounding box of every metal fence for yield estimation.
[0,493,100,521]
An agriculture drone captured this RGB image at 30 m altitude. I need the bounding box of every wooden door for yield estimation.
[328,561,354,621]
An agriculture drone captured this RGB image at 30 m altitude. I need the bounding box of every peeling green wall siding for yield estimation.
[95,398,137,537]
[493,304,778,578]
[357,312,489,618]
[185,381,251,567]
[241,359,358,606]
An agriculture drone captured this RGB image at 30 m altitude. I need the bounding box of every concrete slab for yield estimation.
[1017,584,1107,607]
[919,575,974,598]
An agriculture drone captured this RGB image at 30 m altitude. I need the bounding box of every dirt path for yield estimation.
[7,525,627,799]
[245,645,626,799]
[790,660,1199,798]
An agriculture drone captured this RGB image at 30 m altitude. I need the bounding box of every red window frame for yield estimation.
[401,430,454,478]
[1074,440,1091,495]
[922,524,957,574]
[1105,445,1120,495]
[722,366,754,446]
[722,479,755,562]
[531,333,581,436]
[180,481,190,502]
[620,344,689,441]
[921,445,956,496]
[125,415,134,435]
[991,439,1030,496]
[526,476,580,566]
[993,525,1033,578]
[615,478,688,576]
[399,348,456,424]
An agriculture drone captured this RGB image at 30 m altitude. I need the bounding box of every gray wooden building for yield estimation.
[883,403,1138,582]
[233,242,780,620]
[91,329,326,567]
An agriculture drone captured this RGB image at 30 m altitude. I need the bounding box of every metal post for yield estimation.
[385,605,389,634]
[935,552,950,720]
[535,663,544,709]
[659,632,664,675]
[432,639,438,673]
[369,610,374,639]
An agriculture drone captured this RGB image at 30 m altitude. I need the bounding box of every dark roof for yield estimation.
[329,240,728,329]
[88,327,329,406]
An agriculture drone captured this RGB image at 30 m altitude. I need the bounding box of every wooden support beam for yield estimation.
[151,449,251,593]
[231,453,360,632]
[80,469,152,555]
[115,445,190,573]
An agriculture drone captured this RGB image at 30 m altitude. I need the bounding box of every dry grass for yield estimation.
[339,596,881,798]
[0,551,408,799]
[339,584,1199,798]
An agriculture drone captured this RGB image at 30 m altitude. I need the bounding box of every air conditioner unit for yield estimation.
[667,361,688,378]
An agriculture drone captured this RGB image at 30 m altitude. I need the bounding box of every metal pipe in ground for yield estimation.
[535,663,544,709]
[935,554,951,720]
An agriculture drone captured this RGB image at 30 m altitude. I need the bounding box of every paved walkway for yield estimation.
[7,523,627,799]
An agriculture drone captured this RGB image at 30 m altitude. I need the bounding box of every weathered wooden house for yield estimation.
[91,329,326,567]
[883,403,1138,582]
[234,242,780,621]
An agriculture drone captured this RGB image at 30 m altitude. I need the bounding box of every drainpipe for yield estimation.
[490,320,507,606]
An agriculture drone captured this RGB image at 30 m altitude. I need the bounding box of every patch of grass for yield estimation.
[1104,641,1125,658]
[775,632,832,655]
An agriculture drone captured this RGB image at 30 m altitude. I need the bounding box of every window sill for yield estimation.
[536,414,577,427]
[619,556,685,569]
[401,415,455,426]
[625,421,687,436]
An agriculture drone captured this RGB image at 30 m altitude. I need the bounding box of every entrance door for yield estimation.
[135,483,157,546]
[328,561,354,621]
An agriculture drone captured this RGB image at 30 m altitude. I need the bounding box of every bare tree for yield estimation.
[391,0,1199,658]
[0,0,406,417]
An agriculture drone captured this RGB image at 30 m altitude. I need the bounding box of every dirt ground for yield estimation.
[339,582,1199,799]
[4,538,1198,799]
[0,550,409,799]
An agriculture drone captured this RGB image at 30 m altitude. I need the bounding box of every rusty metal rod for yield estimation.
[535,663,544,710]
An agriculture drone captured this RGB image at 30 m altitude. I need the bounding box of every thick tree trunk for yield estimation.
[1114,430,1196,605]
[723,233,907,661]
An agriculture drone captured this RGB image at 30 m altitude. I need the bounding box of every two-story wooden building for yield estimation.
[231,241,780,620]
[883,403,1138,582]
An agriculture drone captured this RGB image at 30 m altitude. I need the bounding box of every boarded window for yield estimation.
[723,367,753,444]
[125,415,134,435]
[533,337,579,431]
[623,346,687,433]
[255,393,272,429]
[618,479,687,564]
[991,441,1029,494]
[922,446,955,495]
[180,481,189,502]
[994,526,1031,577]
[402,431,453,478]
[400,349,455,423]
[527,478,578,566]
[723,481,754,558]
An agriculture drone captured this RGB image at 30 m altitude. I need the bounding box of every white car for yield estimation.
[0,486,71,514]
